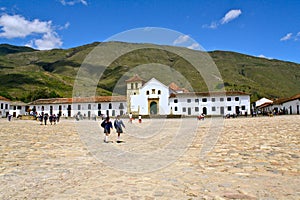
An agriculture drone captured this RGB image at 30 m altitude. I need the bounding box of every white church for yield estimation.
[1,74,252,118]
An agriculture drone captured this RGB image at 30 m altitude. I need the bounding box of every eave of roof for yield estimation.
[0,96,11,102]
[125,74,145,83]
[273,93,300,104]
[169,91,250,98]
[30,96,126,105]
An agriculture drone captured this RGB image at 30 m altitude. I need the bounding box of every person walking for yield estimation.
[56,113,60,123]
[101,117,113,143]
[114,115,125,142]
[44,114,48,125]
[53,114,57,125]
[49,114,53,125]
[128,112,133,123]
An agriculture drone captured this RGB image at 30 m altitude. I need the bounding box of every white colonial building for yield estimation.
[281,94,300,114]
[29,96,127,118]
[169,91,250,116]
[255,93,300,115]
[9,101,27,117]
[0,96,10,117]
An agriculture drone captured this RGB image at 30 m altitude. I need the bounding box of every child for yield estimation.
[114,115,125,142]
[128,112,133,123]
[101,117,113,143]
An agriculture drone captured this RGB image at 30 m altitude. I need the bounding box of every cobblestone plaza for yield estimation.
[0,115,299,199]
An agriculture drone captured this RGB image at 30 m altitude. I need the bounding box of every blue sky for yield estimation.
[0,0,299,63]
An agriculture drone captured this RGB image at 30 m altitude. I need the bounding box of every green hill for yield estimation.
[0,44,36,56]
[0,42,299,102]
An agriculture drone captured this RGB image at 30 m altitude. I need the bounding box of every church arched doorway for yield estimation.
[150,101,158,115]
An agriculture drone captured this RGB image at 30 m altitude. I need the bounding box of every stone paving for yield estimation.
[0,115,299,199]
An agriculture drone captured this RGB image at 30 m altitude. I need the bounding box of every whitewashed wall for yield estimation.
[169,94,250,116]
[130,78,170,115]
[9,105,26,116]
[0,100,10,117]
[282,99,300,114]
[31,101,127,118]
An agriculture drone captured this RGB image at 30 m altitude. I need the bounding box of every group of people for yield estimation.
[128,112,142,123]
[38,113,60,125]
[101,115,125,143]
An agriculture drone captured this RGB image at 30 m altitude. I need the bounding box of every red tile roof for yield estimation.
[30,96,126,105]
[125,74,144,83]
[0,96,10,102]
[273,93,300,105]
[169,82,181,91]
[257,102,273,109]
[169,82,189,93]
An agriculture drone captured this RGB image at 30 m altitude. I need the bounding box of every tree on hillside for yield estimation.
[21,88,61,103]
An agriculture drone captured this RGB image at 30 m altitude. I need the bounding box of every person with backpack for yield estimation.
[44,114,48,125]
[49,114,53,125]
[114,115,125,142]
[101,116,113,143]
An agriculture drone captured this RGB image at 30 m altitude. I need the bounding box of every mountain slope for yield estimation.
[0,44,36,56]
[0,42,299,102]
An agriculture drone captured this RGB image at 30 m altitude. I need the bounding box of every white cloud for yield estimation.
[173,35,201,50]
[295,32,300,41]
[60,0,88,6]
[221,9,242,24]
[33,32,62,50]
[0,14,63,50]
[280,33,293,41]
[173,35,190,45]
[187,43,200,50]
[257,54,273,60]
[202,21,218,29]
[0,7,6,11]
[64,22,70,29]
[203,9,242,29]
[58,22,70,30]
[0,14,52,38]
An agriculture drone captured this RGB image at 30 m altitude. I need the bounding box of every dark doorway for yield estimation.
[59,105,62,116]
[25,105,30,113]
[297,105,299,115]
[202,107,207,115]
[67,105,71,117]
[150,101,157,114]
[235,106,240,115]
[188,107,191,115]
[220,107,224,115]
